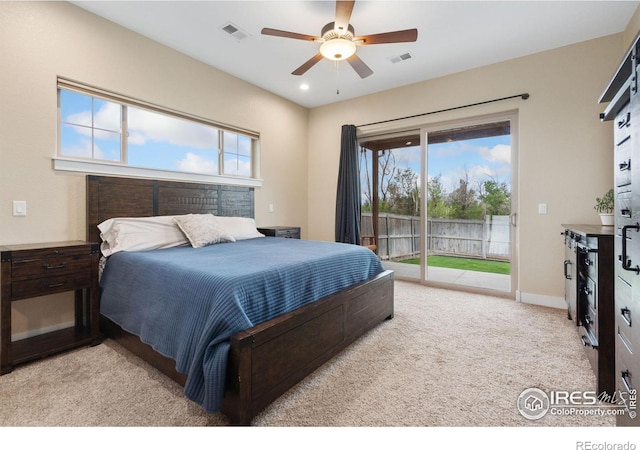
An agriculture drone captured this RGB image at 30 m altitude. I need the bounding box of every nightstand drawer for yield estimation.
[258,227,301,239]
[1,240,100,375]
[11,249,91,281]
[275,229,300,239]
[12,269,92,299]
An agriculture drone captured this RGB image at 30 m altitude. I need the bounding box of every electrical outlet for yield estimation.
[269,203,274,213]
[538,203,547,214]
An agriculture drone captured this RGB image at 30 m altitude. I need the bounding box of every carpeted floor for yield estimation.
[0,281,615,427]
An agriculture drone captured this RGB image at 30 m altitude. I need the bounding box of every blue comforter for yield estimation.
[99,237,384,412]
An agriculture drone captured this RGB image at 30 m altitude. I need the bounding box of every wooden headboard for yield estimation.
[86,175,255,243]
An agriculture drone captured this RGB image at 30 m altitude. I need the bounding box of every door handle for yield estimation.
[510,213,517,227]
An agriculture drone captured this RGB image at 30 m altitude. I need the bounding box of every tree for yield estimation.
[388,167,420,216]
[479,179,511,216]
[427,174,449,218]
[449,171,483,220]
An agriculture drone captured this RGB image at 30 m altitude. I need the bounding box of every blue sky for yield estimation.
[427,134,511,192]
[361,134,511,196]
[59,89,251,176]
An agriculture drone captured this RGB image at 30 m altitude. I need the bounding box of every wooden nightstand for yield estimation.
[0,241,100,375]
[257,226,301,239]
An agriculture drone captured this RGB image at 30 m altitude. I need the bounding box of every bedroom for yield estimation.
[1,0,639,442]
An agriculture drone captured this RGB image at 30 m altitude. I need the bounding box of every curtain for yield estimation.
[335,124,361,245]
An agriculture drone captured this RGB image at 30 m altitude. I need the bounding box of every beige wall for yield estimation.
[0,2,309,336]
[306,33,625,301]
[2,1,638,336]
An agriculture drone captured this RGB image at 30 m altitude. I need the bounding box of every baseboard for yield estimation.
[516,291,565,310]
[12,320,76,342]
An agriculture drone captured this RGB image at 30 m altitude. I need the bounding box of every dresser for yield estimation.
[0,241,100,374]
[599,34,640,425]
[562,225,615,398]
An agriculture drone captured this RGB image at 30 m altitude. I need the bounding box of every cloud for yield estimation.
[65,103,218,150]
[176,152,217,174]
[61,138,106,159]
[128,107,218,149]
[479,144,511,164]
[65,102,121,141]
[223,158,252,177]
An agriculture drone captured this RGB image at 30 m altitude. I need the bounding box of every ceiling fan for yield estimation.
[261,0,418,79]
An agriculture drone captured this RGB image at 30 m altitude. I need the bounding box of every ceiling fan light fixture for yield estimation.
[320,38,356,61]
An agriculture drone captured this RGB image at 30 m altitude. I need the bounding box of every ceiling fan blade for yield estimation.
[347,54,373,79]
[292,53,324,76]
[356,29,418,45]
[261,28,318,41]
[334,0,355,34]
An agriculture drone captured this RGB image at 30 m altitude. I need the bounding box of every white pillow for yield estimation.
[215,216,265,240]
[174,214,236,248]
[97,215,189,257]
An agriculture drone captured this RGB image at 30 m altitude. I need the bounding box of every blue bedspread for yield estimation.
[99,237,384,412]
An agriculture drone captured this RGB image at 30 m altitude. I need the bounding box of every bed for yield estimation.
[87,175,394,425]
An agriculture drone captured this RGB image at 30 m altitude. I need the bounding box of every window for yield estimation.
[56,78,260,185]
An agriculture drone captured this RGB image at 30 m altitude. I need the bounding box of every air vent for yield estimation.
[389,53,413,64]
[221,22,248,42]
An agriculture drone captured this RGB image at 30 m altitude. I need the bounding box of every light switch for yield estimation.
[268,203,274,213]
[538,203,547,214]
[13,200,27,216]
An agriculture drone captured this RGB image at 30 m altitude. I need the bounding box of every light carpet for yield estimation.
[0,281,615,427]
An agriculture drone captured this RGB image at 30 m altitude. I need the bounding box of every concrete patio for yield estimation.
[382,260,511,293]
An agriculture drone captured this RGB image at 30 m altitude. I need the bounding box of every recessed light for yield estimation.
[300,83,310,91]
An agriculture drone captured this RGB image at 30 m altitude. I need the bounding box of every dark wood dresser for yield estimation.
[599,34,640,425]
[562,225,615,398]
[257,226,301,239]
[0,241,100,374]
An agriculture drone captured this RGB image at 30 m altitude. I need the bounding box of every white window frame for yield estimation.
[54,77,262,187]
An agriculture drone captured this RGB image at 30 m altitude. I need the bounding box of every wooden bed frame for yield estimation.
[86,175,394,425]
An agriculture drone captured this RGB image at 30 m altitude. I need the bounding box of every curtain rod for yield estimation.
[356,93,530,128]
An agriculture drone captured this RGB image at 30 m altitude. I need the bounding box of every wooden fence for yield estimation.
[361,213,510,261]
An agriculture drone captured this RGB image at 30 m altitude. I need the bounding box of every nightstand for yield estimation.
[0,241,100,374]
[257,226,301,239]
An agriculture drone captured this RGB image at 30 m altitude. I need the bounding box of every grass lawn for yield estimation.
[400,255,510,275]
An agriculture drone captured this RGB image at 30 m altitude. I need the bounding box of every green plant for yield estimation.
[594,188,614,214]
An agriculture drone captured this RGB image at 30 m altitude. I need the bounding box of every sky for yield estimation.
[427,134,511,193]
[361,133,512,199]
[59,89,251,177]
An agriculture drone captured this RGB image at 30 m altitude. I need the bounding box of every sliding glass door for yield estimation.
[360,131,422,280]
[359,112,518,295]
[424,114,516,293]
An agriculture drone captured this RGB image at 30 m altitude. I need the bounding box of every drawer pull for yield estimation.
[618,111,631,128]
[584,315,593,325]
[43,262,67,270]
[620,159,632,171]
[622,370,633,393]
[585,257,594,266]
[621,224,640,274]
[47,283,65,288]
[564,260,572,280]
[621,307,632,326]
[621,208,632,218]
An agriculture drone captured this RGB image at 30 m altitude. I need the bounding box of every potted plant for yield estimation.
[594,188,614,226]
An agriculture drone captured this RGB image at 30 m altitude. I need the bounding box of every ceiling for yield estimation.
[72,1,639,109]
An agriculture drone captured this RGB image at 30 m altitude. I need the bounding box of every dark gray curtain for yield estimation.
[335,124,361,245]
